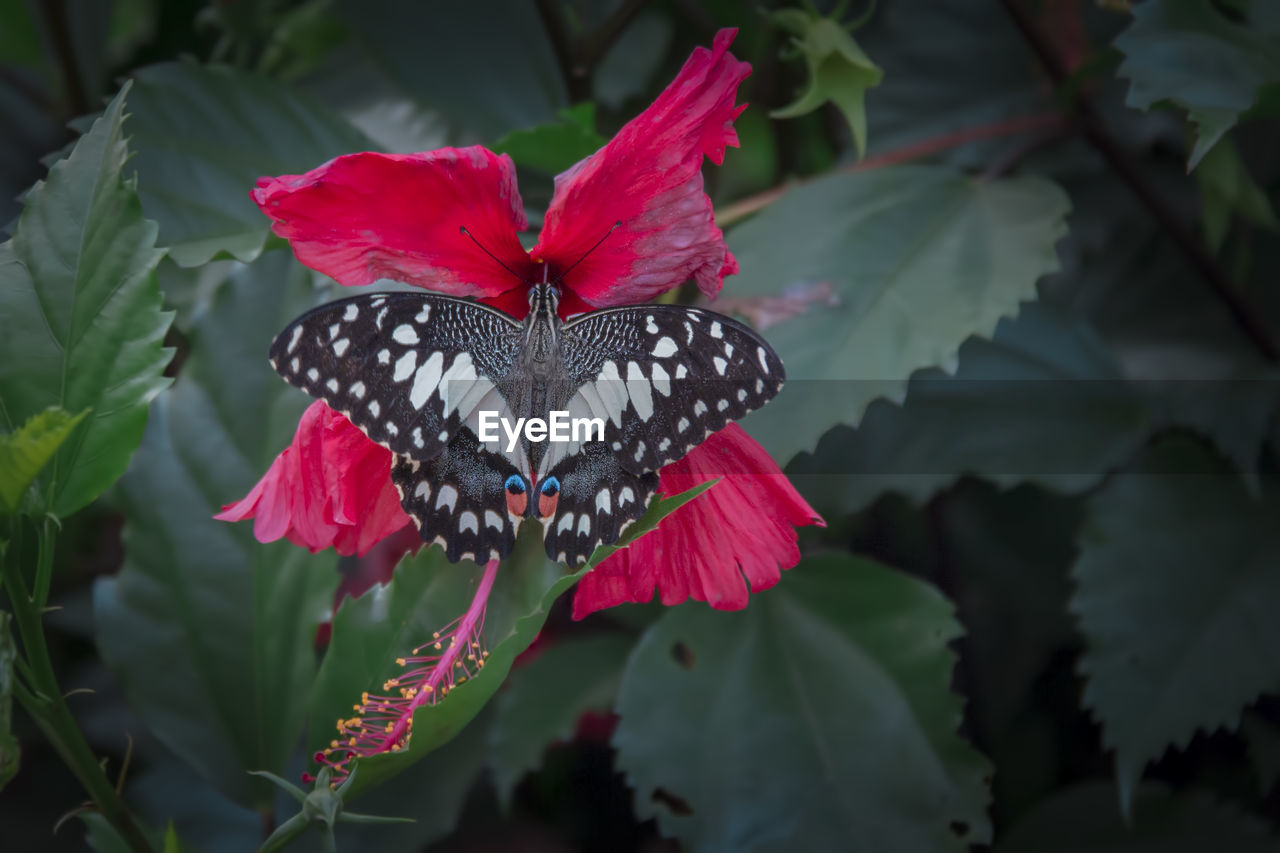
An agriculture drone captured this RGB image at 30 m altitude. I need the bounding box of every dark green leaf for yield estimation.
[0,84,172,519]
[0,610,17,791]
[727,167,1070,465]
[614,555,992,852]
[996,781,1278,852]
[1194,136,1280,251]
[487,632,632,808]
[94,253,337,808]
[1114,0,1280,168]
[0,407,89,514]
[332,0,566,140]
[312,483,713,801]
[1071,436,1280,816]
[492,104,607,175]
[126,62,374,266]
[788,304,1150,515]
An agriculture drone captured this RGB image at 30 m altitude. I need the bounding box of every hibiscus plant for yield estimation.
[2,1,1280,852]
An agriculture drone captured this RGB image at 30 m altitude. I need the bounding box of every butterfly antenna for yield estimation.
[459,226,526,282]
[558,220,622,280]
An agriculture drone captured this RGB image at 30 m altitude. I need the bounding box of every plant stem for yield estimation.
[1,526,153,852]
[996,0,1280,363]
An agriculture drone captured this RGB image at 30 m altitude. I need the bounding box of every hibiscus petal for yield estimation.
[215,400,412,556]
[252,146,534,297]
[533,28,750,308]
[571,424,824,618]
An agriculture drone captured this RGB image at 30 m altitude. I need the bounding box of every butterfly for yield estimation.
[269,281,785,565]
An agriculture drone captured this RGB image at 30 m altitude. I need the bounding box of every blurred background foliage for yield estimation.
[1,0,1280,850]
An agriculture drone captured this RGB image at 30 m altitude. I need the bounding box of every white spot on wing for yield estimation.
[652,336,677,358]
[619,487,634,506]
[410,351,444,409]
[415,305,431,323]
[646,314,658,334]
[651,363,671,396]
[710,321,723,339]
[332,338,349,357]
[326,378,339,392]
[557,513,575,534]
[713,356,728,375]
[675,364,688,380]
[393,324,419,345]
[717,399,730,412]
[351,381,366,399]
[595,489,611,515]
[596,361,628,428]
[290,357,300,373]
[436,485,458,511]
[626,361,653,421]
[414,481,430,500]
[394,350,417,382]
[343,304,359,321]
[329,323,341,340]
[684,321,694,344]
[368,400,381,417]
[577,514,591,537]
[307,368,319,382]
[693,400,707,416]
[377,349,391,364]
[459,511,479,535]
[677,417,690,433]
[386,421,399,435]
[287,325,303,353]
[485,509,503,530]
[758,346,769,373]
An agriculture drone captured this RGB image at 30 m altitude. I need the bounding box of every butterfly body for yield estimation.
[270,282,784,565]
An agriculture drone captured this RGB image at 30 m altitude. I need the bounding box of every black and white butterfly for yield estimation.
[269,282,784,565]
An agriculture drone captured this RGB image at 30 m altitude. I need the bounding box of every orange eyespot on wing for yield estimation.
[504,475,529,517]
[536,476,560,519]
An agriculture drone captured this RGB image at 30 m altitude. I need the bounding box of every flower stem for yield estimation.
[1,523,153,852]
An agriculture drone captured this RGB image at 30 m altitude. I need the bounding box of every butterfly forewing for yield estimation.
[269,292,523,461]
[550,305,785,477]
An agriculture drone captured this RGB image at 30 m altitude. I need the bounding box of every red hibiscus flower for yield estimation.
[217,28,823,618]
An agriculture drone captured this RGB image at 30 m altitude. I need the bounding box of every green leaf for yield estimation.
[0,610,18,791]
[769,10,884,157]
[1071,436,1280,817]
[332,0,566,140]
[996,781,1278,852]
[94,252,337,809]
[1114,0,1280,169]
[788,304,1150,516]
[1241,711,1280,796]
[491,103,607,175]
[487,632,632,808]
[311,483,713,801]
[1194,136,1280,251]
[613,555,992,852]
[0,83,173,518]
[727,167,1070,465]
[0,407,89,514]
[126,62,374,266]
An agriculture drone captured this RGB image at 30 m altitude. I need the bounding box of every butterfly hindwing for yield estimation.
[389,428,522,563]
[549,305,784,477]
[537,440,659,565]
[269,292,523,462]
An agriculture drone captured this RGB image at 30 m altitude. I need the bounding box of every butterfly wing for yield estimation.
[269,292,524,462]
[548,305,784,477]
[390,428,525,563]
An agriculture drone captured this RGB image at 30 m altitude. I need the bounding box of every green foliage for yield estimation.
[1194,136,1280,251]
[0,407,89,514]
[1114,0,1280,168]
[492,103,608,175]
[0,610,17,791]
[0,85,173,519]
[614,555,991,852]
[1072,437,1280,817]
[728,167,1070,464]
[769,8,883,157]
[487,632,632,808]
[313,482,713,800]
[94,253,337,809]
[996,782,1279,852]
[126,63,374,266]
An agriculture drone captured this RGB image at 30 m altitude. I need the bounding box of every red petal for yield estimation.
[253,147,534,297]
[571,424,824,618]
[215,401,412,556]
[533,28,750,308]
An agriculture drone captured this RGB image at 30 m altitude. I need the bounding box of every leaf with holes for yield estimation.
[1071,436,1280,818]
[728,167,1069,466]
[487,632,632,808]
[0,83,172,519]
[614,554,991,852]
[93,253,337,808]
